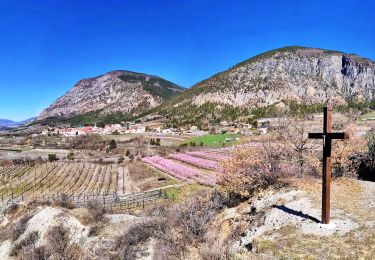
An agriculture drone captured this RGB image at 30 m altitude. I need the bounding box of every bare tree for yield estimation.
[220,133,291,197]
[276,116,319,176]
[345,108,361,123]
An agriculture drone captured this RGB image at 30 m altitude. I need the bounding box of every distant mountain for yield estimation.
[158,46,375,118]
[18,117,36,125]
[0,117,35,127]
[38,70,184,121]
[0,119,16,127]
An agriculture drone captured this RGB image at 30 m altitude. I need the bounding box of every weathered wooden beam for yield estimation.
[308,132,349,140]
[308,105,349,224]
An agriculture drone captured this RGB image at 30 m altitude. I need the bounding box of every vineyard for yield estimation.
[0,148,233,206]
[142,148,232,186]
[0,162,137,204]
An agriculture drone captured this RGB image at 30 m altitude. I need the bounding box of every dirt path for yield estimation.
[146,183,185,192]
[117,166,140,195]
[117,166,125,195]
[360,180,375,216]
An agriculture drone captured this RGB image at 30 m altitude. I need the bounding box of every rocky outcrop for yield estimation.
[38,70,184,120]
[170,47,375,108]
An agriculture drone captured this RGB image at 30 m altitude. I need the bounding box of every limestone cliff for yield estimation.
[38,70,183,120]
[166,46,375,109]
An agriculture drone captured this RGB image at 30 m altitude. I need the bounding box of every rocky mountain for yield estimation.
[38,70,184,120]
[162,46,375,111]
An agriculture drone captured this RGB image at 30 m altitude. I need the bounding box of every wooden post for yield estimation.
[322,106,332,224]
[309,105,349,224]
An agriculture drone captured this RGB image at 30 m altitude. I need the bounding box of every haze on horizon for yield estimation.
[0,0,374,121]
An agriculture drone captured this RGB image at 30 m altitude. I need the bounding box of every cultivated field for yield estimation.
[142,148,233,186]
[0,161,176,204]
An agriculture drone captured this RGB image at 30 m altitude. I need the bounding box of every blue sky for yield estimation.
[0,0,374,121]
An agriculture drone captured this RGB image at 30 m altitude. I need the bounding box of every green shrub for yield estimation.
[189,141,196,147]
[109,140,117,150]
[67,152,74,160]
[48,154,58,162]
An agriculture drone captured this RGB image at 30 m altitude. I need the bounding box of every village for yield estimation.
[35,113,374,139]
[38,117,254,138]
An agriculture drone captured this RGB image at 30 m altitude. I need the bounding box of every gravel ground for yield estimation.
[234,187,360,252]
[360,180,375,210]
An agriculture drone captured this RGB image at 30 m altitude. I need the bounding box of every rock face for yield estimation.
[39,47,375,121]
[38,70,184,119]
[170,46,375,108]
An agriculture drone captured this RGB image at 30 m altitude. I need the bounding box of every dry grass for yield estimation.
[67,202,106,226]
[256,225,375,259]
[128,161,154,180]
[163,183,210,203]
[129,162,178,191]
[3,204,25,222]
[252,177,375,259]
[288,177,372,222]
[68,207,93,225]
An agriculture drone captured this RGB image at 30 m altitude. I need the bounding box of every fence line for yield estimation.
[4,188,168,210]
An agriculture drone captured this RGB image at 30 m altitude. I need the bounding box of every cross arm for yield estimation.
[308,133,324,139]
[308,132,349,140]
[328,132,349,140]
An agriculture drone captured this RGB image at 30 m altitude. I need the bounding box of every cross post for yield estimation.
[308,105,349,224]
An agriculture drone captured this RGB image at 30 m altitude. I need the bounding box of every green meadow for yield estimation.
[181,133,240,147]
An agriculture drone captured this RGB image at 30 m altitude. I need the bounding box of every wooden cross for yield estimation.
[308,106,349,224]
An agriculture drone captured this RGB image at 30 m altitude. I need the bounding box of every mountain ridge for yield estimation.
[38,70,184,121]
[160,46,375,110]
[37,46,375,126]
